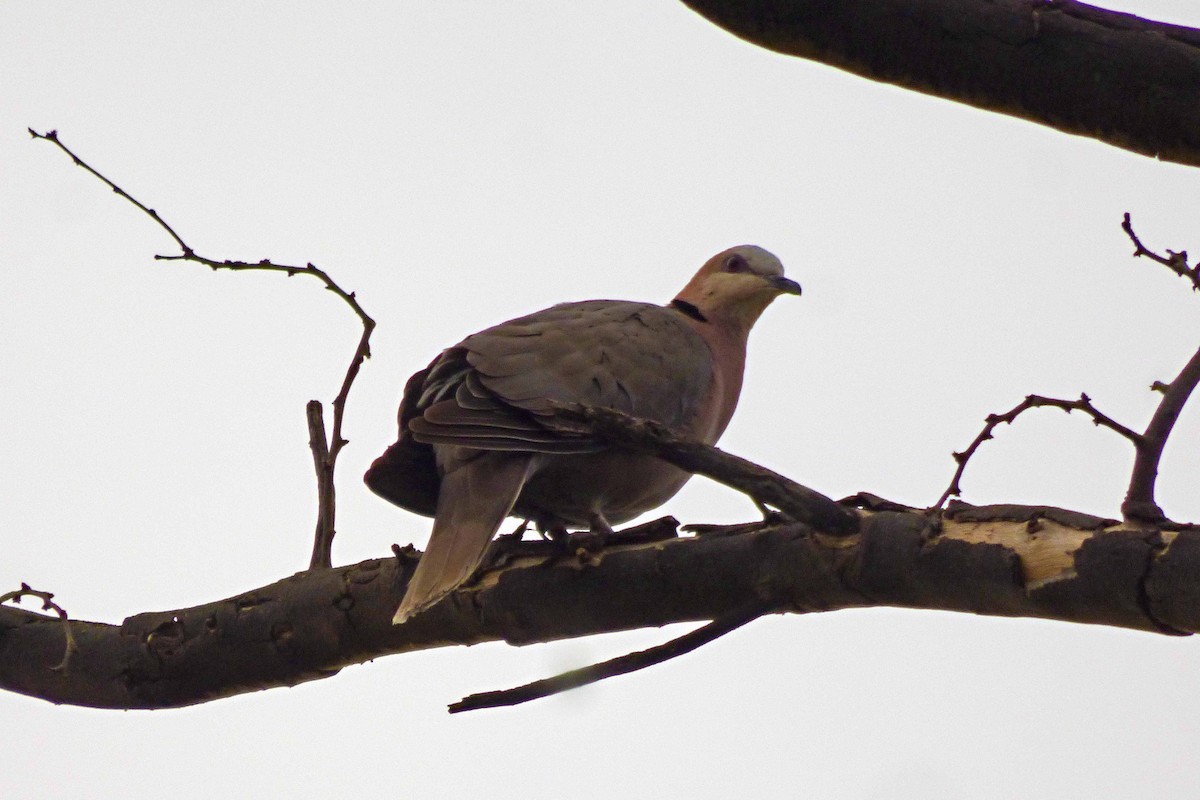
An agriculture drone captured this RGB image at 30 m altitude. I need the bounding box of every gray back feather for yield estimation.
[410,300,713,453]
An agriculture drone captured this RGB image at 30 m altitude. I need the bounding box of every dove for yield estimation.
[365,245,800,624]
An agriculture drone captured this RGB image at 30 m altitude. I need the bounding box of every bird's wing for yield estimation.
[364,300,716,516]
[408,300,714,450]
[362,360,441,516]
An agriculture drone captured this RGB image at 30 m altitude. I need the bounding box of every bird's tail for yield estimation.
[393,454,532,624]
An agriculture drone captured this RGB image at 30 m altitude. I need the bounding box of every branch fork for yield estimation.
[30,128,374,570]
[938,215,1200,525]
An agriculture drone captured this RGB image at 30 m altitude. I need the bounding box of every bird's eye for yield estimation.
[723,254,749,273]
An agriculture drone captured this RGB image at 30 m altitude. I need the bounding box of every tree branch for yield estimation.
[29,128,375,570]
[941,215,1200,520]
[3,503,1196,710]
[449,596,775,713]
[1121,213,1200,291]
[936,393,1140,508]
[306,402,336,570]
[0,584,77,672]
[1124,346,1200,522]
[551,404,860,535]
[1115,214,1200,521]
[680,0,1200,168]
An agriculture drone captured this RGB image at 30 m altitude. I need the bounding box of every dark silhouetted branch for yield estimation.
[1114,215,1200,522]
[1124,346,1200,522]
[449,596,775,713]
[29,129,375,570]
[941,215,1200,521]
[936,393,1140,508]
[680,0,1200,168]
[1122,213,1200,291]
[3,505,1197,711]
[552,403,860,535]
[306,401,336,569]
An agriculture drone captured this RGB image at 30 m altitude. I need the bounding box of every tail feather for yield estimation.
[393,454,532,624]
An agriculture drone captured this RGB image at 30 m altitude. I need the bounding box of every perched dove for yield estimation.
[366,245,800,624]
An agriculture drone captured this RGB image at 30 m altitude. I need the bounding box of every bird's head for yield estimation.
[674,245,801,334]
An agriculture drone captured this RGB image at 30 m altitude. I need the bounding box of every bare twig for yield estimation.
[1123,345,1200,522]
[935,393,1141,508]
[307,401,335,569]
[30,128,375,569]
[938,217,1200,519]
[550,404,859,535]
[1,583,77,672]
[449,597,774,713]
[1121,213,1200,291]
[1114,215,1200,522]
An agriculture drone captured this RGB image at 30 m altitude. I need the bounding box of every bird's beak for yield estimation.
[767,276,802,296]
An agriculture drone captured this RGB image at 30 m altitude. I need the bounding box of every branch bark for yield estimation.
[3,502,1197,710]
[680,0,1200,168]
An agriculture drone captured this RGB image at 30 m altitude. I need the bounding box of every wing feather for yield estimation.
[405,300,712,454]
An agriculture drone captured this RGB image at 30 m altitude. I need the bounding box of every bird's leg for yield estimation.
[547,522,578,554]
[589,511,615,538]
[523,520,572,557]
[486,519,555,568]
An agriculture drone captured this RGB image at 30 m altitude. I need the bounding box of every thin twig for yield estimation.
[1121,213,1200,291]
[30,128,375,569]
[449,597,774,713]
[1123,345,1200,522]
[0,583,77,672]
[934,393,1141,508]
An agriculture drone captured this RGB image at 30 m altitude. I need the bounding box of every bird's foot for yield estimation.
[565,513,614,565]
[486,520,560,568]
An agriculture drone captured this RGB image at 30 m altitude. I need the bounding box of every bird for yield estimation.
[365,245,801,624]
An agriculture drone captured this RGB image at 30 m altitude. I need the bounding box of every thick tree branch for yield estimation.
[3,503,1197,710]
[680,0,1200,168]
[0,584,77,672]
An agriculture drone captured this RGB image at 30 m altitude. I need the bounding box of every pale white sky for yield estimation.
[4,2,1200,798]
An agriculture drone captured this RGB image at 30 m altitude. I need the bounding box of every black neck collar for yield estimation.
[671,299,707,322]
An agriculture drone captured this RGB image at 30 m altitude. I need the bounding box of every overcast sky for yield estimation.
[4,2,1200,798]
